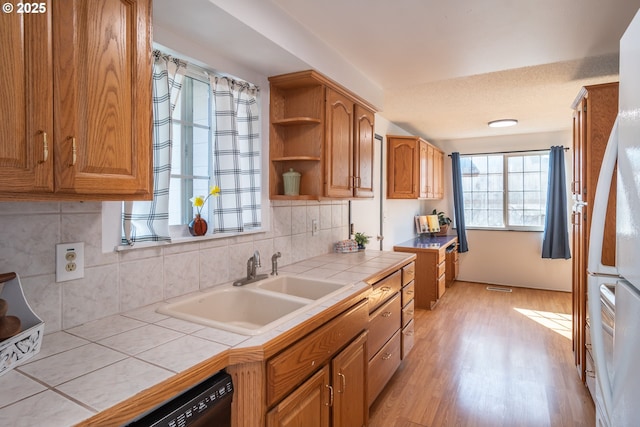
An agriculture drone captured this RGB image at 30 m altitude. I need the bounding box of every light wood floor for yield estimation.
[368,281,595,427]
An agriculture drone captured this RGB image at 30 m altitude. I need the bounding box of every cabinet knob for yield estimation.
[381,352,393,360]
[381,311,392,318]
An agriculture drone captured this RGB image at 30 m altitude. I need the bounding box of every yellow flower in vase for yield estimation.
[188,186,221,236]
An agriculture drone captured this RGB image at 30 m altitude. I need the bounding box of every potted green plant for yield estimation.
[432,209,452,235]
[354,232,370,250]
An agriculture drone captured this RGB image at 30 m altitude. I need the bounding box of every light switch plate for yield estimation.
[56,242,84,282]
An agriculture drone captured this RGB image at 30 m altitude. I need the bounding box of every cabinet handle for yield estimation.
[380,286,391,293]
[381,311,392,317]
[585,343,592,350]
[404,330,414,336]
[325,384,334,407]
[356,176,361,188]
[338,372,346,393]
[70,137,77,166]
[407,290,414,295]
[382,352,393,360]
[586,369,596,379]
[40,131,49,163]
[405,310,414,316]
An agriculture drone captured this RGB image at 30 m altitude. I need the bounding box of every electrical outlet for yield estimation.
[56,242,84,282]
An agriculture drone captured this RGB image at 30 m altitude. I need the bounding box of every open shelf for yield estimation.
[272,117,321,126]
[272,156,321,162]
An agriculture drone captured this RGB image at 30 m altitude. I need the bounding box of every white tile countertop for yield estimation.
[0,251,414,427]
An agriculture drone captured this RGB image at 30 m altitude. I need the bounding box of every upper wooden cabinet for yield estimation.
[269,70,376,200]
[0,0,153,201]
[387,135,444,199]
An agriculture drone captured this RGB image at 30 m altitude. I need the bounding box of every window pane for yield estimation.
[462,152,547,230]
[191,79,210,126]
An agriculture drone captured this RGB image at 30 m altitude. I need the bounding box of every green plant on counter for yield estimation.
[432,209,452,226]
[354,232,370,247]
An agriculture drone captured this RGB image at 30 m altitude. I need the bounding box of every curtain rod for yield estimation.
[447,147,569,157]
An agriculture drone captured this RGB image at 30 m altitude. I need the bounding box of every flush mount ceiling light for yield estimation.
[488,119,518,128]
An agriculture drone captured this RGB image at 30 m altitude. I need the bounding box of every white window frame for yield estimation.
[462,151,549,232]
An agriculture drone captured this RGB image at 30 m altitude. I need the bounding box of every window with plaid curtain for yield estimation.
[210,76,261,233]
[122,51,187,244]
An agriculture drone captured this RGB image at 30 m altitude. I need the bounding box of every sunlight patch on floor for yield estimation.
[514,308,572,339]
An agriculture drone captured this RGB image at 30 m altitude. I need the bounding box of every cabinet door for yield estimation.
[354,105,374,198]
[0,2,53,194]
[419,141,430,198]
[52,0,153,198]
[267,366,330,427]
[433,148,444,199]
[387,138,418,198]
[325,88,354,198]
[332,332,368,427]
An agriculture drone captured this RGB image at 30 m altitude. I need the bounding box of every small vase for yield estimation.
[188,214,208,236]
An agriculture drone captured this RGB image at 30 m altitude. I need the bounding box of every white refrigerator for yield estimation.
[587,9,640,427]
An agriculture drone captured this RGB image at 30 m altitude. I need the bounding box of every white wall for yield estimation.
[439,130,573,291]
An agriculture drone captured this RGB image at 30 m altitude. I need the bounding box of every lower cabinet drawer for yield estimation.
[368,293,401,360]
[437,273,446,299]
[401,281,415,307]
[585,349,596,401]
[401,299,414,328]
[368,330,401,407]
[401,319,415,359]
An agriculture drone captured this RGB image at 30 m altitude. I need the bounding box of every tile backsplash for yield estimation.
[0,200,349,333]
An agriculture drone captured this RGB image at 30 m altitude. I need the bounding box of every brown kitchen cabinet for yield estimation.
[571,82,618,390]
[267,332,368,427]
[394,235,458,310]
[269,70,376,200]
[401,262,416,359]
[387,135,444,199]
[445,243,459,287]
[0,0,153,201]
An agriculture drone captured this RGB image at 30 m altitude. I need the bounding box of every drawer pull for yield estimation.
[40,131,49,163]
[406,290,414,295]
[405,310,414,316]
[326,384,334,406]
[404,331,414,336]
[381,352,393,360]
[380,286,392,293]
[338,372,346,393]
[586,369,596,379]
[585,344,592,350]
[70,137,77,166]
[381,311,392,317]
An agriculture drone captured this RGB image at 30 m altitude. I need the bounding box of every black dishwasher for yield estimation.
[124,371,233,427]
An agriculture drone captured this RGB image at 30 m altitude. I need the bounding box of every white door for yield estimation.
[350,134,383,250]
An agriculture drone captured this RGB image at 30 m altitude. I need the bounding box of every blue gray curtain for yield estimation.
[541,146,571,259]
[451,152,469,252]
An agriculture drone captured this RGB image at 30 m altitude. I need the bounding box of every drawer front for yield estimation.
[586,349,596,400]
[368,270,402,313]
[368,330,401,407]
[401,319,415,359]
[402,281,415,307]
[402,299,414,328]
[267,299,368,407]
[437,260,446,278]
[368,293,401,360]
[402,262,415,286]
[437,247,447,264]
[437,273,446,299]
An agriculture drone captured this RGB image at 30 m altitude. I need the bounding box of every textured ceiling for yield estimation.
[155,0,640,142]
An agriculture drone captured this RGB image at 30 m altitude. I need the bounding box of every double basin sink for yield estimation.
[157,275,354,335]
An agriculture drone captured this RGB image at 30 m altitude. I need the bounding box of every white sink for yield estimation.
[157,276,352,335]
[255,276,348,300]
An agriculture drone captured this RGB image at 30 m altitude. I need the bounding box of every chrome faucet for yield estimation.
[248,250,261,280]
[271,252,282,276]
[234,250,268,286]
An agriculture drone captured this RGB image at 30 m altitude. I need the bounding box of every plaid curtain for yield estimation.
[210,76,261,232]
[122,51,186,244]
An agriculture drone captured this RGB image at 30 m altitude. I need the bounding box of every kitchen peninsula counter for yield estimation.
[394,234,458,309]
[0,250,415,427]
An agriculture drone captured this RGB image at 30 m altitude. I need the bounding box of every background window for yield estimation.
[462,152,549,230]
[169,74,212,225]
